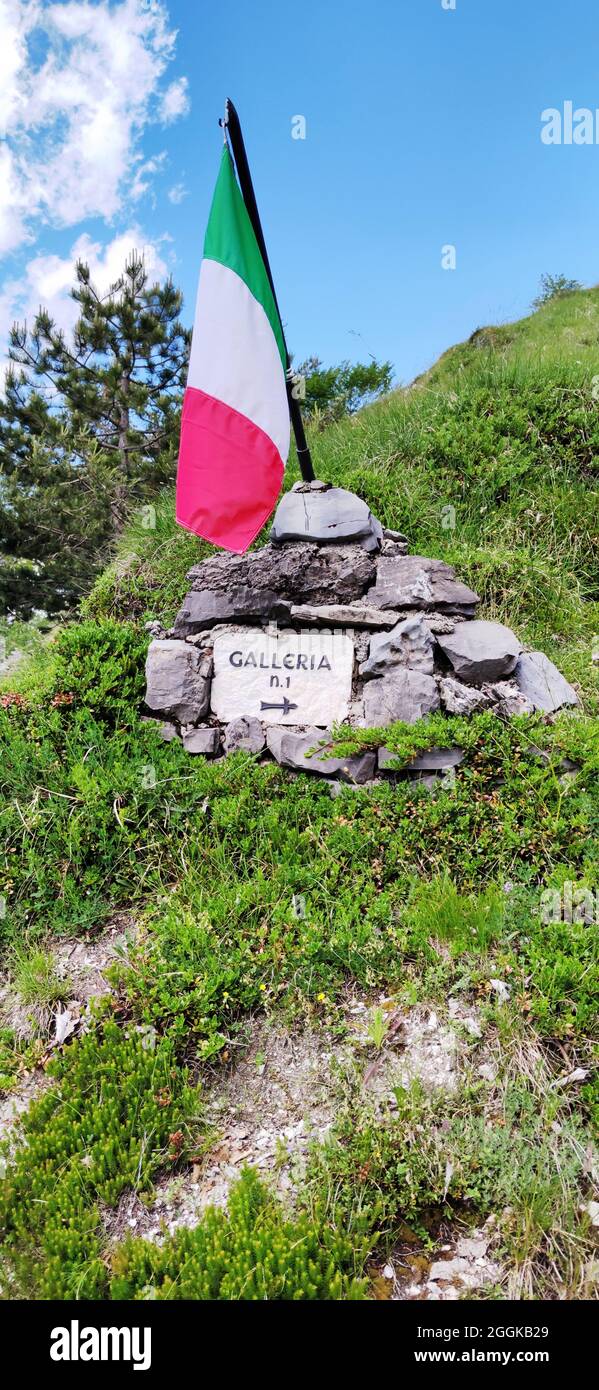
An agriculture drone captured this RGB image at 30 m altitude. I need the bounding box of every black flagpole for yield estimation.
[221,98,315,484]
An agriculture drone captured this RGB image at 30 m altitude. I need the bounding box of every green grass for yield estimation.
[11,945,68,1008]
[78,299,599,711]
[1,287,598,1301]
[303,1068,597,1300]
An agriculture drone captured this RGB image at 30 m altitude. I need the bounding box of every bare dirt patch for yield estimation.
[0,1071,53,1149]
[0,913,136,1044]
[345,997,465,1101]
[374,1215,502,1300]
[113,997,491,1246]
[110,1017,355,1243]
[0,914,136,1144]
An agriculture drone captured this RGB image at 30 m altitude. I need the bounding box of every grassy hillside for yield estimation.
[1,290,598,1302]
[85,286,599,707]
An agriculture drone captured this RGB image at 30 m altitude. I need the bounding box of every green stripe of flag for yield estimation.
[203,147,287,370]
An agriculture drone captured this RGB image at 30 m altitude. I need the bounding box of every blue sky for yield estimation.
[2,0,599,384]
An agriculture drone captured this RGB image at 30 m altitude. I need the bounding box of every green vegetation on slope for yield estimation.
[84,289,599,709]
[1,289,598,1301]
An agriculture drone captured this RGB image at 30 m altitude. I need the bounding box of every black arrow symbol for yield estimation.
[260,698,298,715]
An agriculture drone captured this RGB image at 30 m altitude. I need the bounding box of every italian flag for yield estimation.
[176,146,290,552]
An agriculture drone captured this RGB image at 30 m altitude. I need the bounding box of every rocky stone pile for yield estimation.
[143,485,579,786]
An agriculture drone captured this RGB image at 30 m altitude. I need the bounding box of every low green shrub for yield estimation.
[2,696,597,1038]
[519,912,598,1038]
[306,1077,589,1250]
[0,1021,198,1299]
[49,619,147,725]
[110,1167,368,1300]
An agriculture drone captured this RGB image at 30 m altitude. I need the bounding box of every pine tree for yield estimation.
[292,355,393,426]
[1,254,190,615]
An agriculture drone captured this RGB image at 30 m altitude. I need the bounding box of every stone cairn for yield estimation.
[143,481,579,787]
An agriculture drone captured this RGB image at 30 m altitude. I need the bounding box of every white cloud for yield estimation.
[0,0,190,254]
[130,151,168,202]
[167,180,188,204]
[0,143,30,255]
[159,76,189,125]
[0,0,33,135]
[0,226,169,378]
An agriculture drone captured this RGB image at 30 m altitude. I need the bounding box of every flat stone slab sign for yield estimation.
[210,627,354,726]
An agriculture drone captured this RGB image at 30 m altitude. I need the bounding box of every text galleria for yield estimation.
[229,650,332,671]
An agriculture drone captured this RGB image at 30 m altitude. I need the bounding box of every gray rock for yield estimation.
[264,724,288,763]
[392,609,456,635]
[378,745,463,772]
[266,726,376,783]
[224,717,266,754]
[382,527,408,542]
[179,543,376,633]
[175,586,291,633]
[363,669,440,725]
[378,746,401,771]
[352,633,370,663]
[271,485,382,550]
[145,639,211,723]
[346,697,366,725]
[440,673,535,718]
[380,538,409,557]
[290,603,399,629]
[329,778,381,796]
[436,620,522,684]
[182,726,220,756]
[141,717,180,742]
[197,622,259,649]
[412,773,444,791]
[367,555,479,614]
[364,515,384,553]
[158,721,179,743]
[513,651,579,713]
[360,615,435,679]
[439,675,491,715]
[409,746,464,771]
[423,613,456,635]
[485,679,535,717]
